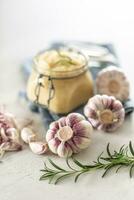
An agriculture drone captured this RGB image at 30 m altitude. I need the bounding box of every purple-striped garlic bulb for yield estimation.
[96,66,129,101]
[84,95,125,132]
[46,113,92,157]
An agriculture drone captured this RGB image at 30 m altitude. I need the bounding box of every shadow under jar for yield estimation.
[27,49,93,114]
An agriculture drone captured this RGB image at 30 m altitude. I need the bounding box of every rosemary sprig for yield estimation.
[39,142,134,184]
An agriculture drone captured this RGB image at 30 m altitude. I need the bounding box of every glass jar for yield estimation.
[27,49,93,114]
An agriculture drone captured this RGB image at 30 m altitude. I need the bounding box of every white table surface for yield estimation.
[0,0,134,200]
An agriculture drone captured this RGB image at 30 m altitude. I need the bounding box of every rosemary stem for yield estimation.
[39,142,134,184]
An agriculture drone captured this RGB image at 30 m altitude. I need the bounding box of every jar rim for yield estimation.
[33,48,89,78]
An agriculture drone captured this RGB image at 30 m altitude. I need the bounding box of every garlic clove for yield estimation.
[49,121,59,131]
[21,127,36,144]
[84,105,91,117]
[46,129,56,143]
[66,113,85,127]
[67,140,80,153]
[73,120,92,138]
[58,117,67,128]
[101,94,111,108]
[112,99,124,111]
[93,95,104,110]
[29,142,48,155]
[48,138,61,154]
[115,108,125,118]
[87,98,97,110]
[57,142,73,158]
[73,136,91,149]
[88,118,101,128]
[100,120,124,132]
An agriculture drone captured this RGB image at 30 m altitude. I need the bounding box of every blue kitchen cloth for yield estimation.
[21,42,134,130]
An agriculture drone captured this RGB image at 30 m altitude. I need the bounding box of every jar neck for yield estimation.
[33,48,89,79]
[33,64,89,79]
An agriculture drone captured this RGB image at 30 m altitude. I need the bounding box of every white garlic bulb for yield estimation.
[84,95,125,132]
[21,127,36,144]
[96,66,130,101]
[46,113,92,158]
[29,142,48,155]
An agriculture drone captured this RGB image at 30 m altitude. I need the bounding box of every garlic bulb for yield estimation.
[0,111,22,156]
[84,95,125,132]
[46,113,92,158]
[29,142,48,155]
[21,127,36,143]
[96,66,129,101]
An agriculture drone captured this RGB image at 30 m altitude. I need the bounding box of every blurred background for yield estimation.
[0,0,134,102]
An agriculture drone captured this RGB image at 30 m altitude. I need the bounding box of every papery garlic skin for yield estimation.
[46,113,92,158]
[21,127,36,144]
[0,111,22,154]
[84,95,125,132]
[0,141,22,152]
[96,66,130,101]
[0,112,17,130]
[29,142,48,155]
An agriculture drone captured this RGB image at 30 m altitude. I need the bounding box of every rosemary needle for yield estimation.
[39,141,134,184]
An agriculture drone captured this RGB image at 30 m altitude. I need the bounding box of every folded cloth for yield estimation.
[21,41,134,130]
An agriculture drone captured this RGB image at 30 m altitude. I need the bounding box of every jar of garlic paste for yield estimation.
[27,49,93,114]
